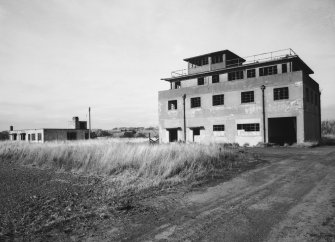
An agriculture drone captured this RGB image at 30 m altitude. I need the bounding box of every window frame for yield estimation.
[228,70,244,81]
[273,87,289,100]
[212,94,224,106]
[241,91,254,103]
[38,133,42,141]
[213,125,225,131]
[190,97,201,108]
[174,81,181,89]
[212,74,219,83]
[168,100,178,110]
[259,65,278,76]
[237,123,260,132]
[282,63,287,73]
[247,69,256,78]
[197,77,204,86]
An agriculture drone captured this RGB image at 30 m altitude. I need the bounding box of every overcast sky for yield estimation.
[0,0,335,130]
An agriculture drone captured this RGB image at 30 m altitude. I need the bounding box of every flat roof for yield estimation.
[10,128,88,132]
[183,50,245,62]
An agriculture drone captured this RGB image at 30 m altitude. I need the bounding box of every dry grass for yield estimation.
[0,140,253,194]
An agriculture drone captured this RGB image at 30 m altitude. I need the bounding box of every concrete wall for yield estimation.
[9,129,44,142]
[159,70,306,146]
[303,74,321,142]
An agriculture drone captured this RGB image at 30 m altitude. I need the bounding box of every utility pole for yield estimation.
[261,85,266,143]
[183,94,186,142]
[89,107,91,139]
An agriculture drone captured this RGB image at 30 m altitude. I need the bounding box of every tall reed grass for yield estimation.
[0,140,251,194]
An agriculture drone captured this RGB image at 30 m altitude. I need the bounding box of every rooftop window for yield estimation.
[259,65,278,76]
[211,55,223,64]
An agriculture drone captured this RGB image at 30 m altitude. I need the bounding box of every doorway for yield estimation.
[268,117,297,145]
[168,129,178,142]
[192,128,200,142]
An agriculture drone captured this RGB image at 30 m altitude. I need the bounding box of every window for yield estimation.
[259,65,278,76]
[274,87,289,100]
[228,70,244,81]
[38,133,42,141]
[194,57,208,66]
[13,134,17,140]
[212,75,219,83]
[191,97,201,108]
[213,125,225,131]
[212,55,223,64]
[241,91,254,103]
[168,100,177,110]
[306,87,309,102]
[237,123,260,132]
[247,69,256,78]
[282,63,287,73]
[32,134,36,141]
[175,81,181,89]
[193,129,200,136]
[198,77,204,85]
[212,94,224,106]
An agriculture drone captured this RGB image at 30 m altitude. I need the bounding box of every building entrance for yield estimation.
[168,129,178,142]
[268,117,297,145]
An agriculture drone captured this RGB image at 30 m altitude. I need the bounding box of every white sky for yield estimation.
[0,0,335,130]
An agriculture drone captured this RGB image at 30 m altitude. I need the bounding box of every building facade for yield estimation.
[9,117,89,143]
[158,49,321,146]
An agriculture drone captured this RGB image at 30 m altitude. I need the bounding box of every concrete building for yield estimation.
[9,117,89,143]
[159,49,321,146]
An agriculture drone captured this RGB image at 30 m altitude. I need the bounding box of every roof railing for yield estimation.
[170,48,297,77]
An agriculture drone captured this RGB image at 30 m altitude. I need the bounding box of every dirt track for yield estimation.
[1,146,335,241]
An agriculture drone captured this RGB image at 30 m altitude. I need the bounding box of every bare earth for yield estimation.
[1,146,335,241]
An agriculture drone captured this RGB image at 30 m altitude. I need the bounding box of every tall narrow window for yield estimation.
[212,75,219,83]
[212,94,224,106]
[198,77,204,85]
[38,133,42,141]
[274,87,289,100]
[168,100,177,110]
[32,134,36,141]
[191,97,201,108]
[175,81,181,89]
[241,91,254,103]
[282,63,287,73]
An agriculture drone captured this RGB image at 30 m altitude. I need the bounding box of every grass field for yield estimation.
[0,140,255,195]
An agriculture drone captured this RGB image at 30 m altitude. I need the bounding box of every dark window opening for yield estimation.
[212,94,224,106]
[175,81,181,89]
[247,69,256,78]
[168,129,178,142]
[67,132,77,140]
[28,134,31,141]
[32,134,36,141]
[85,132,89,140]
[212,75,219,83]
[228,70,244,81]
[213,125,225,131]
[191,97,201,108]
[13,134,17,140]
[237,123,260,132]
[193,129,200,136]
[211,55,223,64]
[241,91,254,103]
[197,77,204,85]
[168,100,177,110]
[193,57,208,67]
[259,65,278,76]
[274,87,289,100]
[282,63,287,73]
[38,133,42,141]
